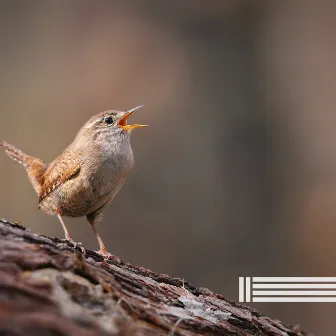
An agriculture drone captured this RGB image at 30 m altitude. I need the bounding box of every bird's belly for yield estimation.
[40,181,96,217]
[86,183,123,215]
[61,179,123,217]
[40,158,132,217]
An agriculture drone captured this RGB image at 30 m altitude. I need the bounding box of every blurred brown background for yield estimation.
[1,1,336,334]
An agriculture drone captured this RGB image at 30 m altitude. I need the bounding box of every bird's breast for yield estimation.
[87,144,134,197]
[80,145,133,214]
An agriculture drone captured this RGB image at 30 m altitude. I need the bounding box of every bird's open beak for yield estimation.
[118,105,148,131]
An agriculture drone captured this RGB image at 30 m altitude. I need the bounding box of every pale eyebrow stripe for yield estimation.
[85,119,100,129]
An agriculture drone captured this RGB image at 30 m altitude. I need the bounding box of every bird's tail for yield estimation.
[1,141,31,166]
[1,141,47,193]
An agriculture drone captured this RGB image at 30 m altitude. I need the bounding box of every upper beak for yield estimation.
[118,105,148,131]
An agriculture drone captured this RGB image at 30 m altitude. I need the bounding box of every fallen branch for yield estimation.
[0,219,307,336]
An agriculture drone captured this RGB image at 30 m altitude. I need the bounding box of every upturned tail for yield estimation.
[1,141,47,194]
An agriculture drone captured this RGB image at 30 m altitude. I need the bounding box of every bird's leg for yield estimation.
[87,210,118,261]
[90,222,109,256]
[57,214,85,253]
[57,214,73,241]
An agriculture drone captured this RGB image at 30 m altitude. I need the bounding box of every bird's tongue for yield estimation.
[118,112,132,127]
[118,106,148,130]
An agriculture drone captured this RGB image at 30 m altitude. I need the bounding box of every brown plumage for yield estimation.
[1,141,47,194]
[1,106,147,256]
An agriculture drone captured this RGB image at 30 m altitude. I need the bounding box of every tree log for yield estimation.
[0,219,307,336]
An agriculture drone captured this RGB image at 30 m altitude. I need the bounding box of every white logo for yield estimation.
[239,277,336,302]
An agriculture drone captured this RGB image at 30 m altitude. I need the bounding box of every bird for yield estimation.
[1,106,147,257]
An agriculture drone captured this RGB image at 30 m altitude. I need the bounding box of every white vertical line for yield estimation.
[239,277,244,302]
[245,277,251,302]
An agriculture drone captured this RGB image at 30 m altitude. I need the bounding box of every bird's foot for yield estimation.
[96,249,120,263]
[66,239,85,254]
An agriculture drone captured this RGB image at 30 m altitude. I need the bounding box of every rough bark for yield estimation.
[0,219,307,336]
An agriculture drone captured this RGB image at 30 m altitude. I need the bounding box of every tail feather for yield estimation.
[1,141,47,194]
[1,141,29,166]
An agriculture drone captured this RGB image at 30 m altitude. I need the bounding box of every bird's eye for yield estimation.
[104,116,113,125]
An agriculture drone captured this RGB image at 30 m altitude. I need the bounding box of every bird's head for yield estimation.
[80,106,147,144]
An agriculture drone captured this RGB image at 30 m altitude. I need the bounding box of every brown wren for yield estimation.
[1,106,147,256]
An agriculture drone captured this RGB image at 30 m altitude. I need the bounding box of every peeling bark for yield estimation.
[0,219,308,336]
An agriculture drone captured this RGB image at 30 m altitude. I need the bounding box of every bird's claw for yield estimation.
[96,250,120,263]
[67,239,85,254]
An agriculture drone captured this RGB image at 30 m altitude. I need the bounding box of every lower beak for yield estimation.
[118,105,148,131]
[120,123,148,131]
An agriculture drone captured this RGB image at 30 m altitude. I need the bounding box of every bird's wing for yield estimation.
[39,153,81,204]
